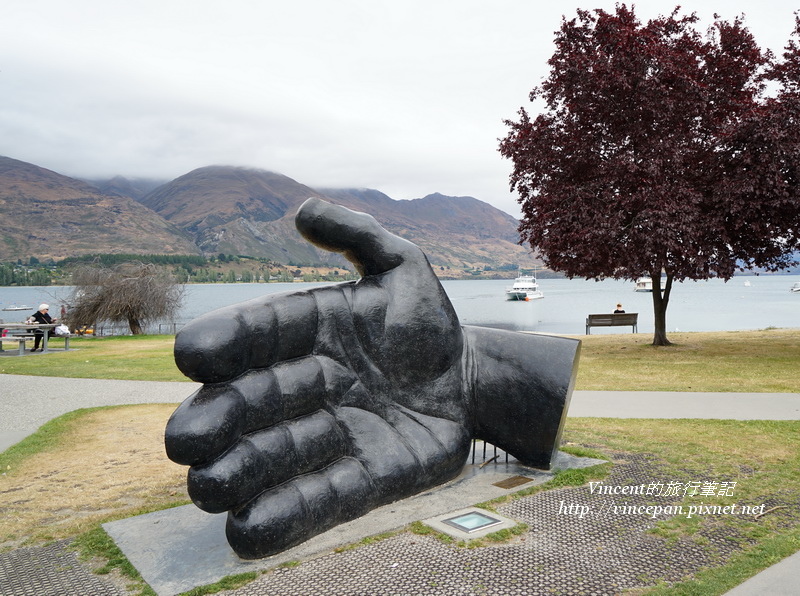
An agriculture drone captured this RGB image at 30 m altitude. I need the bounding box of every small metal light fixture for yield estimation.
[424,507,519,540]
[441,510,503,534]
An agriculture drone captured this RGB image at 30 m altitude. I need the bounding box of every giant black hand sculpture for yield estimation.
[165,198,579,559]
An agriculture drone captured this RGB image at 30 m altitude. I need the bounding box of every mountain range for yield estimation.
[0,156,539,272]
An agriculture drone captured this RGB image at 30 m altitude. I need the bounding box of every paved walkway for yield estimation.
[3,375,798,453]
[1,374,798,594]
[0,374,200,452]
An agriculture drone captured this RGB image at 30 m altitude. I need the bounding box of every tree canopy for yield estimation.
[499,5,800,345]
[66,262,184,335]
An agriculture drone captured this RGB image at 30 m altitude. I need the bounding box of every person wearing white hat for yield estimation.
[29,303,58,352]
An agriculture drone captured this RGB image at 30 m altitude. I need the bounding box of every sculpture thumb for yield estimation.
[295,197,420,277]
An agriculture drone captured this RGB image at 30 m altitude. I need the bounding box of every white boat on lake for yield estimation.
[791,282,800,293]
[2,305,32,311]
[634,277,653,292]
[506,275,544,301]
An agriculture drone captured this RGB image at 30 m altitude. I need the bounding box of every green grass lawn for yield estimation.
[0,335,182,381]
[2,328,797,392]
[575,328,800,392]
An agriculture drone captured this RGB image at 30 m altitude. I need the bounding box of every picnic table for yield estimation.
[0,323,62,354]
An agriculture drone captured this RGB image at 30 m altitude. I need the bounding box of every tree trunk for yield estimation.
[128,317,144,335]
[651,272,673,346]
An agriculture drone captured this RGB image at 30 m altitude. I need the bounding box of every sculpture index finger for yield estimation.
[174,290,318,384]
[295,197,425,277]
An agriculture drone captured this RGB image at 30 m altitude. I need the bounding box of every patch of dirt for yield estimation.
[0,404,188,550]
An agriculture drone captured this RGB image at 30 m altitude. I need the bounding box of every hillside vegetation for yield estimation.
[0,156,542,274]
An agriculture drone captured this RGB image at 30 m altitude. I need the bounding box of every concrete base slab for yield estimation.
[104,450,604,596]
[103,507,257,595]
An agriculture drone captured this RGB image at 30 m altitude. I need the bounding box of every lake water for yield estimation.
[2,275,798,336]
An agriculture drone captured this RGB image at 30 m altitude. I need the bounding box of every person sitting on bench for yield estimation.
[29,303,57,352]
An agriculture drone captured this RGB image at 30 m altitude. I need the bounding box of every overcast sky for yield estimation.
[2,1,797,217]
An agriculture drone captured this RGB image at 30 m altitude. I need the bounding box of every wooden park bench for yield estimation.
[585,313,639,334]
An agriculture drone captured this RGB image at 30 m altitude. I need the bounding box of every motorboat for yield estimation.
[634,277,653,292]
[2,305,32,311]
[791,282,800,293]
[506,275,544,301]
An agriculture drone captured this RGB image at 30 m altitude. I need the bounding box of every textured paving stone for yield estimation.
[0,539,127,595]
[214,454,767,595]
[4,452,797,595]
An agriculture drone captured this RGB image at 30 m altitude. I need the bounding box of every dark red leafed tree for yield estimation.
[499,5,800,345]
[716,16,800,278]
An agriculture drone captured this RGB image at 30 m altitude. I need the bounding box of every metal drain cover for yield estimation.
[493,475,534,489]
